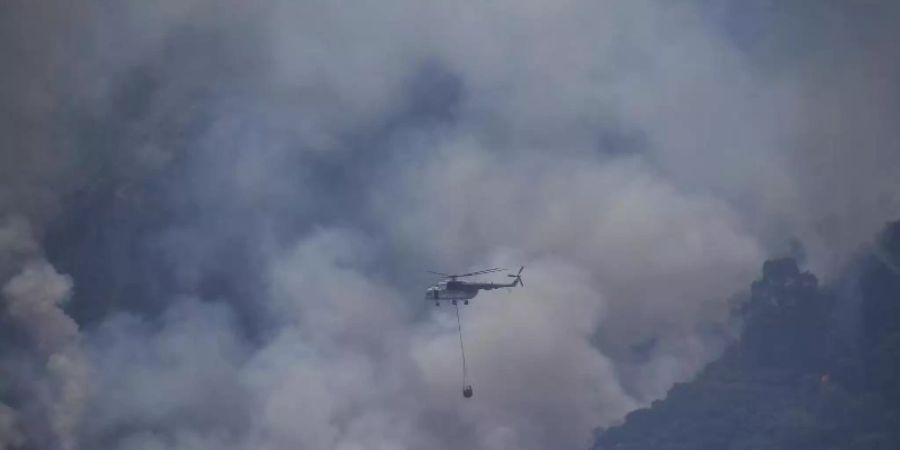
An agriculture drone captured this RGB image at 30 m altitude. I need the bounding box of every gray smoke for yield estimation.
[1,0,898,449]
[0,217,86,450]
[0,403,23,449]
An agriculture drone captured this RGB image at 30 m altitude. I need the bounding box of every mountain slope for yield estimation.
[594,221,900,450]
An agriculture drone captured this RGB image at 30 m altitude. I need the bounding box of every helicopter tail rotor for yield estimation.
[507,266,525,287]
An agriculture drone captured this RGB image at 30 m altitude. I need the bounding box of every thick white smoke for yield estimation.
[1,0,898,449]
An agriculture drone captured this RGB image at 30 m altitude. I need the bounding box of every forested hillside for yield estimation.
[595,221,900,450]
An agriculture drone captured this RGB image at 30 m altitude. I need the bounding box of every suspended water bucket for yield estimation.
[463,385,473,398]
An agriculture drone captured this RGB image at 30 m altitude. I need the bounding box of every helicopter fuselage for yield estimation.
[424,266,523,306]
[424,280,514,304]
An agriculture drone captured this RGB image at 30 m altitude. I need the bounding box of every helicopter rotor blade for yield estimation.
[453,267,505,278]
[428,267,513,279]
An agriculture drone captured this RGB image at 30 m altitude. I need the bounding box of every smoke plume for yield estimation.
[1,0,898,449]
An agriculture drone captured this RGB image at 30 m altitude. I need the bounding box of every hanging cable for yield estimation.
[455,302,473,398]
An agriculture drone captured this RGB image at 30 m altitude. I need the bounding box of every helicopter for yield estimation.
[424,266,524,306]
[426,266,526,399]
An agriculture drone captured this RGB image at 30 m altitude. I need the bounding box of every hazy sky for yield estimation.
[1,1,899,449]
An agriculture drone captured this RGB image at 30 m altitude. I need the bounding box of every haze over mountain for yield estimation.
[595,221,900,450]
[1,1,898,449]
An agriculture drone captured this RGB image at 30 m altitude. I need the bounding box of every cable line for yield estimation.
[455,302,473,398]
